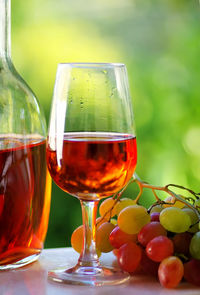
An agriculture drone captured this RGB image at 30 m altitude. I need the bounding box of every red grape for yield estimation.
[146,236,174,262]
[158,256,184,288]
[117,242,142,273]
[172,232,192,256]
[109,226,137,249]
[184,259,200,286]
[138,221,167,247]
[150,212,160,222]
[140,250,159,276]
[113,248,119,257]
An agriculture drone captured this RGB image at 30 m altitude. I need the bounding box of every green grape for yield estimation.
[118,205,151,234]
[96,222,115,253]
[194,199,200,211]
[115,198,136,215]
[96,216,107,229]
[71,225,91,253]
[189,231,200,259]
[160,207,191,233]
[150,204,163,214]
[99,198,117,220]
[182,207,199,233]
[110,218,117,225]
[163,196,185,209]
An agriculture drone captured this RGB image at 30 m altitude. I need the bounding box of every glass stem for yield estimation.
[78,200,100,268]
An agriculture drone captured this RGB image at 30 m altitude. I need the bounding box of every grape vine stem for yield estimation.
[97,173,200,225]
[133,173,200,217]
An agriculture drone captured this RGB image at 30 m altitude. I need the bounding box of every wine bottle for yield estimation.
[0,0,51,269]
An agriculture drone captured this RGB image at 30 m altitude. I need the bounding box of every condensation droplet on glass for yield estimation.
[80,98,84,109]
[110,87,116,98]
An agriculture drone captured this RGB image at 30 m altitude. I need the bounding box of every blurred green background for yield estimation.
[11,0,200,248]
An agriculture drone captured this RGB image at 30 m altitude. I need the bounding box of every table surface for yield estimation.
[0,248,199,295]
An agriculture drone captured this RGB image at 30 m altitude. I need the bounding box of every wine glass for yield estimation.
[46,63,137,286]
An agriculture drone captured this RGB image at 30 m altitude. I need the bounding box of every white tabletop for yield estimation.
[0,248,199,295]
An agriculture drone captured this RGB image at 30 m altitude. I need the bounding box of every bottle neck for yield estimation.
[0,0,11,64]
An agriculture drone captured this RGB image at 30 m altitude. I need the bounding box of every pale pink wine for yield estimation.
[47,132,137,199]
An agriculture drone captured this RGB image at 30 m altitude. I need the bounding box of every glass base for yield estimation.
[0,252,41,271]
[48,265,130,286]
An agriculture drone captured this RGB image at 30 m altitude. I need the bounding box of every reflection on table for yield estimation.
[0,248,199,295]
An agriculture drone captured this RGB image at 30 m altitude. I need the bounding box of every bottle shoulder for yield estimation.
[0,61,47,136]
[1,62,35,95]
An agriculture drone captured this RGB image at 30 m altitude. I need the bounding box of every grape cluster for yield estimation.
[71,196,200,289]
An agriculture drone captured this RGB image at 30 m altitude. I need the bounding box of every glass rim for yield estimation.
[57,62,125,69]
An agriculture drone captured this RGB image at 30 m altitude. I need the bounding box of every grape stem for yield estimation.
[97,173,200,226]
[133,173,200,219]
[133,173,200,218]
[96,184,130,224]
